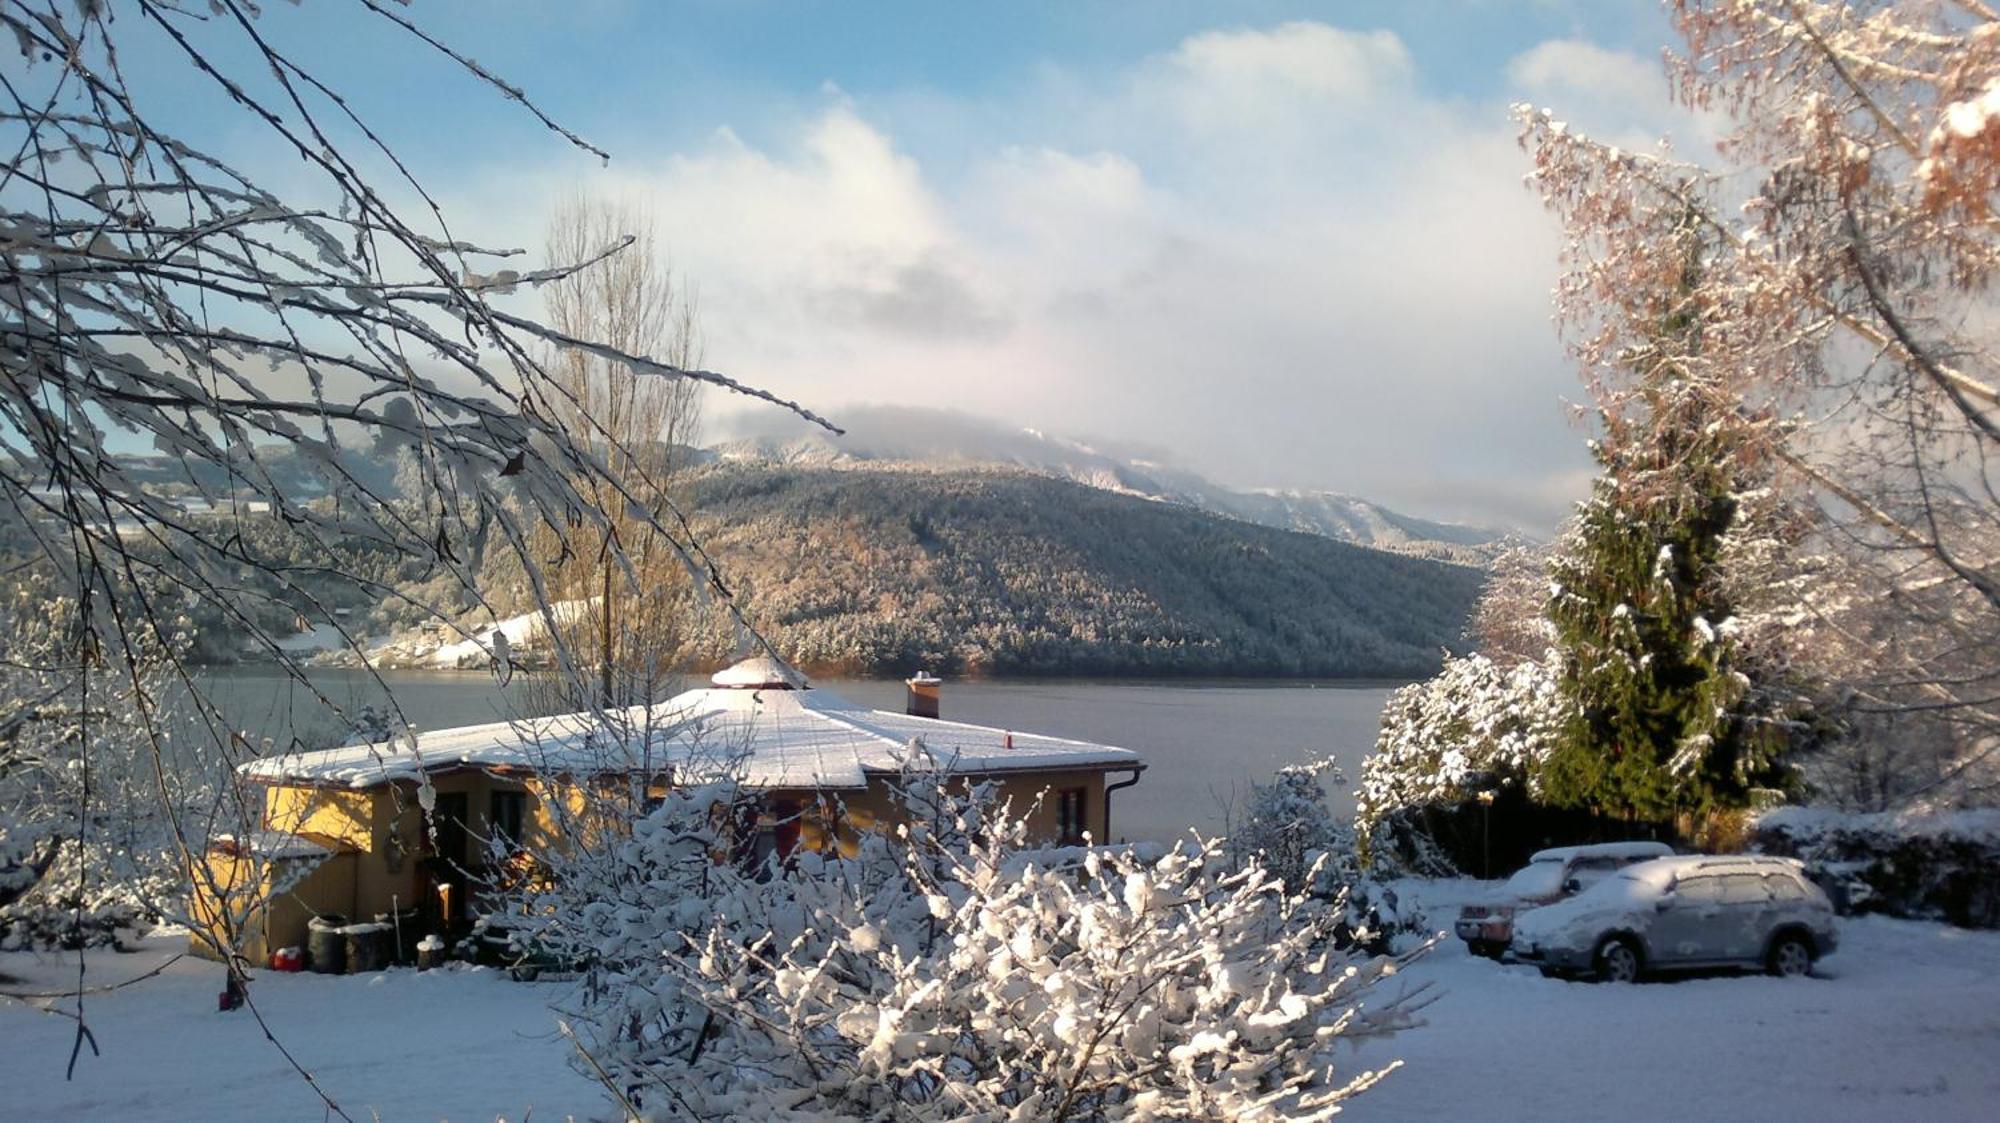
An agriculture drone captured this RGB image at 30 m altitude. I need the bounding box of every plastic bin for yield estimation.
[344,922,390,974]
[306,914,347,974]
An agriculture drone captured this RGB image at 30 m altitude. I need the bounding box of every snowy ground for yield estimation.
[0,939,600,1120]
[1352,880,2000,1122]
[3,885,1997,1121]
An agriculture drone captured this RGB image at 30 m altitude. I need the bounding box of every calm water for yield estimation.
[197,668,1397,843]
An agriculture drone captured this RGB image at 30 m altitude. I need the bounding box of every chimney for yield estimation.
[905,671,941,719]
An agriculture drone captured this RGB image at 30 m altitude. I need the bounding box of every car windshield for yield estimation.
[1566,865,1673,908]
[1502,859,1566,898]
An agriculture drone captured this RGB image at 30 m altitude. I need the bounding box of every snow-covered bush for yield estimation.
[1750,806,2000,929]
[532,746,1427,1120]
[0,584,206,950]
[1225,757,1424,954]
[1358,653,1566,875]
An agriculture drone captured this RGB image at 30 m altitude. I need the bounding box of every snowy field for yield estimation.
[1355,881,2000,1122]
[3,882,1997,1122]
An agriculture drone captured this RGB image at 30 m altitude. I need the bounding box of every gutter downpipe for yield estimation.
[1103,765,1145,844]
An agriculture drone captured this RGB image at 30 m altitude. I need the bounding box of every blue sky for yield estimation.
[121,1,1693,530]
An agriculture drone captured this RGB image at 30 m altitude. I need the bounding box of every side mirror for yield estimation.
[1563,877,1583,896]
[1654,893,1676,912]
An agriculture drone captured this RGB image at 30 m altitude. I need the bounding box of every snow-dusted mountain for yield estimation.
[710,407,1510,564]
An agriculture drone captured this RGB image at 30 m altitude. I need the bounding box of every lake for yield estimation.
[197,668,1400,843]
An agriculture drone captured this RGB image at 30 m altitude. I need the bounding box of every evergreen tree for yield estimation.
[1541,322,1792,824]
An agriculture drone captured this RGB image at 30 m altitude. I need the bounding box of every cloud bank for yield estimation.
[459,21,1689,531]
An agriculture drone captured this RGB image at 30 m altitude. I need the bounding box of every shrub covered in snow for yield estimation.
[1225,757,1424,953]
[1751,806,2000,929]
[0,584,203,950]
[526,747,1427,1121]
[1358,653,1566,875]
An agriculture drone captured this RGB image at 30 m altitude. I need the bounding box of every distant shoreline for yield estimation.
[193,660,1424,690]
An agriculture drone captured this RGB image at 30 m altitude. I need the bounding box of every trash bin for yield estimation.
[345,922,389,974]
[307,914,347,974]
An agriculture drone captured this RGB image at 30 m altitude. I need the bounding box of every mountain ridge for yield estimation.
[710,406,1511,565]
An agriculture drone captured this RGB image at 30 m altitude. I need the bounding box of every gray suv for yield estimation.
[1510,855,1838,982]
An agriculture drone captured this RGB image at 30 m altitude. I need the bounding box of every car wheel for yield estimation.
[1767,934,1813,979]
[1594,937,1641,984]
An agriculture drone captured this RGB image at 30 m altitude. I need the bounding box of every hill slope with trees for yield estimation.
[677,463,1482,678]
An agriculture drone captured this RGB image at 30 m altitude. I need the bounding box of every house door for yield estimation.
[422,792,471,929]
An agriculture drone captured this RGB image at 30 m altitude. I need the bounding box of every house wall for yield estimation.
[991,769,1111,844]
[191,848,355,964]
[264,786,373,849]
[259,772,543,927]
[777,767,1117,854]
[203,763,1133,962]
[262,852,358,962]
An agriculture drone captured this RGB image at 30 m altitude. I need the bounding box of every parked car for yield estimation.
[1510,854,1839,982]
[1456,841,1673,958]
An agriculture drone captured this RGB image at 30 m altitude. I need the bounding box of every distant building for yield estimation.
[192,657,1145,963]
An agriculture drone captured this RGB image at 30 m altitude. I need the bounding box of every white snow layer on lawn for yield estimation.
[4,887,1999,1121]
[0,938,600,1120]
[1355,879,2000,1121]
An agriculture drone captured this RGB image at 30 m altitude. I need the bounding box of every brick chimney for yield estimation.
[905,671,941,719]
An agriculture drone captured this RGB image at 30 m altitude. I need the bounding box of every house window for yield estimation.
[489,790,527,852]
[1056,787,1088,846]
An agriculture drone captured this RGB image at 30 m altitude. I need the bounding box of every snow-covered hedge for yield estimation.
[1225,757,1425,953]
[0,833,178,951]
[523,749,1429,1120]
[1751,806,2000,929]
[1358,653,1566,874]
[0,585,200,950]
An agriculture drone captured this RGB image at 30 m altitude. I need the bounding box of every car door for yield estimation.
[1763,871,1821,941]
[1712,873,1773,961]
[1648,874,1725,964]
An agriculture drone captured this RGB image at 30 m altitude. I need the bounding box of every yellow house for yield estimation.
[195,657,1145,964]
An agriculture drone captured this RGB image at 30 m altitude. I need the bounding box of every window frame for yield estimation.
[1055,786,1088,846]
[488,789,528,854]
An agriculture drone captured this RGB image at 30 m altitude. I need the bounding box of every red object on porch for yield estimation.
[269,946,304,972]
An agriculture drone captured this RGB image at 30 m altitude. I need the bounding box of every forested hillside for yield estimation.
[16,458,1482,677]
[715,405,1511,563]
[681,463,1482,677]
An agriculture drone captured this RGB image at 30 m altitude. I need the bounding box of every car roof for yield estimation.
[1620,854,1805,886]
[1527,840,1676,864]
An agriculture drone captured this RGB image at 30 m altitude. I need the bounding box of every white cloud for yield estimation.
[1503,38,1719,155]
[1161,22,1414,125]
[1506,38,1664,109]
[446,22,1683,530]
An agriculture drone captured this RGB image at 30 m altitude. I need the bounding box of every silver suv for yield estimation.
[1456,841,1673,959]
[1510,855,1839,982]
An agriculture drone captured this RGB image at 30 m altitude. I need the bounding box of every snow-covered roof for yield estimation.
[708,655,807,690]
[241,660,1144,791]
[210,831,346,859]
[1527,841,1674,864]
[1617,853,1804,890]
[1754,805,2000,844]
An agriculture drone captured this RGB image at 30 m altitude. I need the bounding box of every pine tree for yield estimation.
[1541,243,1792,825]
